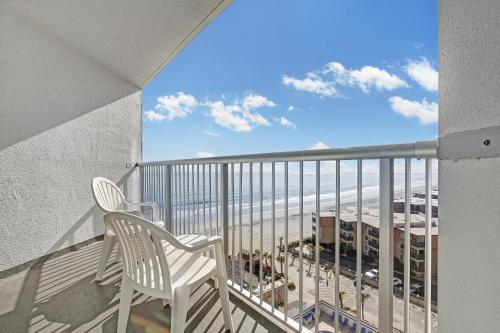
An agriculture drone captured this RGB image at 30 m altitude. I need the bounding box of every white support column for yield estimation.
[378,158,394,333]
[439,1,500,332]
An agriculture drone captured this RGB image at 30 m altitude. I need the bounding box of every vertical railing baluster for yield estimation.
[249,163,254,298]
[379,158,394,333]
[144,166,148,203]
[259,162,264,305]
[209,164,213,236]
[166,165,172,231]
[298,161,304,332]
[284,161,289,320]
[185,164,191,234]
[239,163,243,291]
[182,164,188,234]
[197,164,200,234]
[231,163,235,286]
[356,160,362,333]
[173,165,177,235]
[216,164,219,235]
[271,162,276,313]
[315,161,321,333]
[425,159,432,333]
[178,165,181,233]
[335,160,341,333]
[191,164,195,235]
[404,158,411,333]
[222,164,229,257]
[203,164,206,235]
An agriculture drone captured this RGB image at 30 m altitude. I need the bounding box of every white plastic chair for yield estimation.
[104,212,234,333]
[91,177,208,281]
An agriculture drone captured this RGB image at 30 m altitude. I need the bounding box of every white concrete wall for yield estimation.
[0,92,142,271]
[0,9,139,151]
[0,9,142,271]
[439,1,500,331]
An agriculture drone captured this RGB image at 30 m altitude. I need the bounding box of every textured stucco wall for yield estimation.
[0,4,143,271]
[0,92,142,271]
[439,1,500,331]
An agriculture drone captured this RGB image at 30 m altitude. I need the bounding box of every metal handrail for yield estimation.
[137,141,437,166]
[138,140,438,333]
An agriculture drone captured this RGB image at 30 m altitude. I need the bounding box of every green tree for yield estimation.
[276,255,285,273]
[306,244,314,276]
[339,291,346,309]
[361,292,370,319]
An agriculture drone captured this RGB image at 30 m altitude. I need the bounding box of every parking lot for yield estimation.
[280,253,439,332]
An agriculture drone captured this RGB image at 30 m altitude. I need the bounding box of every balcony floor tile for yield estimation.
[0,240,286,333]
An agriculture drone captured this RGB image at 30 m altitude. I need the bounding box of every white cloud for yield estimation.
[242,94,275,110]
[203,128,219,137]
[209,101,251,132]
[284,61,408,97]
[406,58,438,92]
[349,66,409,93]
[155,92,198,120]
[274,117,297,129]
[144,110,167,122]
[282,73,337,97]
[288,105,295,112]
[196,152,215,158]
[389,96,438,124]
[207,93,275,132]
[309,142,330,150]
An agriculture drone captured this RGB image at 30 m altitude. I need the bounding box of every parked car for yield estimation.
[364,269,379,280]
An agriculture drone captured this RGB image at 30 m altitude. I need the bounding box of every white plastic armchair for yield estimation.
[92,177,165,281]
[91,177,161,222]
[104,212,234,333]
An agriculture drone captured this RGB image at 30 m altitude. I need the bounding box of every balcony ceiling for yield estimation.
[4,0,232,88]
[0,0,231,150]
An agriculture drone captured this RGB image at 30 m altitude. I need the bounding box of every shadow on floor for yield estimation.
[0,240,285,333]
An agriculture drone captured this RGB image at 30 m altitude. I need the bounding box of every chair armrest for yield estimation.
[184,236,222,252]
[124,201,160,222]
[158,231,222,254]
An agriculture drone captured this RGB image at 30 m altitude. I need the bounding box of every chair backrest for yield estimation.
[104,212,172,297]
[92,177,126,213]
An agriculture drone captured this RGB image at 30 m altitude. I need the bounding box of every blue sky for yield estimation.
[142,0,438,162]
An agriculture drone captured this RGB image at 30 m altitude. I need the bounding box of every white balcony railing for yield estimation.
[136,141,437,333]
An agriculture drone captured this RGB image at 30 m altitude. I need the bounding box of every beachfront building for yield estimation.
[394,191,439,217]
[313,210,439,278]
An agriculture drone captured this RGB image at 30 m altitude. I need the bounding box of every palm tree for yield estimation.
[290,251,297,266]
[324,264,332,287]
[306,244,314,276]
[339,291,346,309]
[361,292,370,319]
[276,255,285,273]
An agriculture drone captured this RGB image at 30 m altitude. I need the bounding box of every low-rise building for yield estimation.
[312,209,439,278]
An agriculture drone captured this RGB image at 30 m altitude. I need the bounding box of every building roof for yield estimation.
[319,209,438,236]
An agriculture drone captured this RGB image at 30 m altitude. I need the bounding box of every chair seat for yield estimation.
[166,247,217,289]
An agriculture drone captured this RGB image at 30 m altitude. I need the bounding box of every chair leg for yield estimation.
[96,234,115,281]
[212,247,219,289]
[117,279,134,333]
[171,286,190,333]
[213,243,234,332]
[217,274,234,332]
